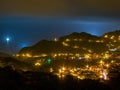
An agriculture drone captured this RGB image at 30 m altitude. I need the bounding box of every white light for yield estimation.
[78,57,82,60]
[110,48,117,51]
[5,37,10,44]
[6,38,10,41]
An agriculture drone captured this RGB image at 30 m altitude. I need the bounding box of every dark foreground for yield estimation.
[0,66,120,90]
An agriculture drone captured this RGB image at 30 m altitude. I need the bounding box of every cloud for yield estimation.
[0,0,120,17]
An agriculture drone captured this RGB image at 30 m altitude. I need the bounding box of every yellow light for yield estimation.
[74,39,78,41]
[54,38,58,42]
[74,68,77,71]
[16,54,19,57]
[96,40,100,43]
[104,35,108,38]
[106,64,109,68]
[89,67,92,70]
[103,54,109,59]
[110,36,114,39]
[62,42,69,46]
[59,69,62,73]
[119,37,120,40]
[62,75,65,77]
[80,76,85,80]
[66,38,70,42]
[35,62,41,66]
[41,54,47,57]
[76,53,80,57]
[33,55,39,57]
[50,68,54,72]
[53,54,57,58]
[70,69,74,73]
[26,53,32,57]
[73,45,79,48]
[71,56,75,59]
[62,67,65,71]
[59,75,61,78]
[100,75,103,78]
[100,60,104,64]
[22,54,25,57]
[86,65,89,68]
[58,53,62,56]
[77,76,80,79]
[111,60,114,63]
[88,50,92,53]
[84,54,90,59]
[65,53,68,56]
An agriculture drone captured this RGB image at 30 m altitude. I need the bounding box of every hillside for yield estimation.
[19,32,109,55]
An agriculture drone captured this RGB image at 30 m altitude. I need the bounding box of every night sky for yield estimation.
[0,0,120,54]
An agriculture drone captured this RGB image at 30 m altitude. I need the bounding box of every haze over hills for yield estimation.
[19,30,120,56]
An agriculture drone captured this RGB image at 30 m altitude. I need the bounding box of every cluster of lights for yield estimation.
[14,53,118,81]
[15,34,120,61]
[52,59,116,80]
[15,51,112,61]
[15,53,47,58]
[104,34,120,43]
[63,38,104,44]
[13,34,120,81]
